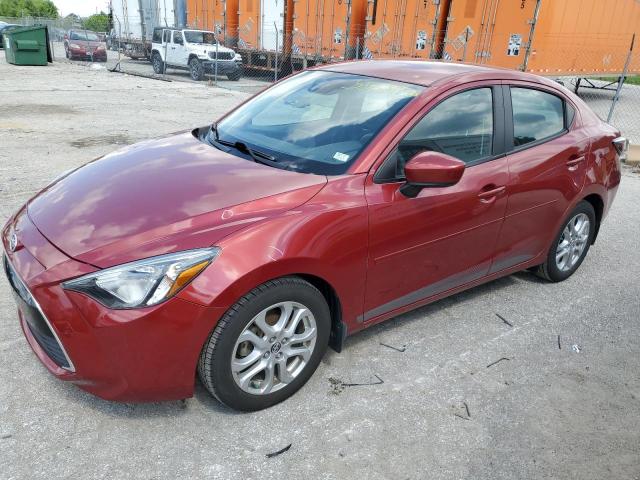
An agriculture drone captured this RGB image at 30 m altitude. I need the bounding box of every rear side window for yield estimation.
[398,87,494,165]
[511,87,564,147]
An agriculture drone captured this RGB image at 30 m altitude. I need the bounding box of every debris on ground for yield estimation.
[572,344,582,353]
[496,313,513,327]
[452,402,472,421]
[380,342,407,352]
[266,443,292,458]
[328,375,384,394]
[486,357,511,368]
[328,377,346,395]
[558,335,562,349]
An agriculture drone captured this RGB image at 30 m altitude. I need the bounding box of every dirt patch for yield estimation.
[328,377,346,395]
[69,134,134,148]
[0,104,77,116]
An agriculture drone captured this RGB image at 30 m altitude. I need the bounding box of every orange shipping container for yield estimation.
[442,0,640,76]
[292,0,367,60]
[237,0,295,51]
[362,0,451,59]
[186,0,240,46]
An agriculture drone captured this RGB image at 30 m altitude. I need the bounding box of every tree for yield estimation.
[0,0,58,18]
[83,11,109,33]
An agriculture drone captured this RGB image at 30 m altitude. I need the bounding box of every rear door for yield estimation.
[363,84,509,323]
[490,82,589,273]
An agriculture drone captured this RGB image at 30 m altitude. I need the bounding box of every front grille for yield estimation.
[208,51,235,60]
[3,256,73,370]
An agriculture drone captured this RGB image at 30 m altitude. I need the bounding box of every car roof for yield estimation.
[315,60,545,87]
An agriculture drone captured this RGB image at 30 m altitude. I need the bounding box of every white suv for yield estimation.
[151,28,243,81]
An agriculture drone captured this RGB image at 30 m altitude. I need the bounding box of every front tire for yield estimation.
[198,277,330,411]
[151,52,164,74]
[189,57,204,81]
[536,200,596,282]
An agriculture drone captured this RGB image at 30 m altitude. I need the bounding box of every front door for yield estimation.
[364,85,509,323]
[168,30,186,66]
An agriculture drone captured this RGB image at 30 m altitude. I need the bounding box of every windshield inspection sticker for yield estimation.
[333,152,350,163]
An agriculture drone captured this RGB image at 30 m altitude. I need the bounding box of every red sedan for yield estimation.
[2,61,625,411]
[64,29,107,62]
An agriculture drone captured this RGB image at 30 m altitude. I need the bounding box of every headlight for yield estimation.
[63,248,220,309]
[234,53,242,62]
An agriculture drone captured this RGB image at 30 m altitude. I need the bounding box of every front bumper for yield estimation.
[2,210,225,402]
[69,48,107,60]
[203,59,242,74]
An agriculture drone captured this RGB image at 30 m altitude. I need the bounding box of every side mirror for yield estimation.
[400,151,465,198]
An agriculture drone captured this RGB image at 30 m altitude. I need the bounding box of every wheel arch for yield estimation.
[295,273,347,353]
[182,257,352,355]
[582,193,604,243]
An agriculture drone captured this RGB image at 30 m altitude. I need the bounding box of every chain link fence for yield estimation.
[1,15,639,147]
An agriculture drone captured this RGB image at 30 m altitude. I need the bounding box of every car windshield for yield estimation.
[70,31,99,41]
[214,71,423,175]
[184,30,217,44]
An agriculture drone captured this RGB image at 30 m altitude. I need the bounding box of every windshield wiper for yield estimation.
[221,140,276,164]
[208,123,286,168]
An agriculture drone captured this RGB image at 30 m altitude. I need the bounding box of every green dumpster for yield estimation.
[3,25,53,66]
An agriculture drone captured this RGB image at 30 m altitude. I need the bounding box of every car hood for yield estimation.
[28,131,327,268]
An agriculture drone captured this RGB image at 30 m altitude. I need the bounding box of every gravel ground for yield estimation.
[1,53,639,480]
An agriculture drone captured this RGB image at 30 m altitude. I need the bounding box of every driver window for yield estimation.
[163,30,171,43]
[173,31,183,45]
[392,88,494,177]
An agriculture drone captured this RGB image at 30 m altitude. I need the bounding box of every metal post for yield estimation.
[461,27,470,62]
[116,17,122,70]
[274,22,279,82]
[522,0,542,72]
[215,39,219,87]
[356,36,361,60]
[608,33,635,123]
[163,33,168,77]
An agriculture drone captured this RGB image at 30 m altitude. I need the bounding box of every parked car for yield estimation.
[63,29,107,62]
[0,23,19,49]
[150,27,243,81]
[2,61,625,411]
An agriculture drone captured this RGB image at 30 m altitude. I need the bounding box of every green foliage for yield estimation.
[0,0,59,18]
[82,12,109,33]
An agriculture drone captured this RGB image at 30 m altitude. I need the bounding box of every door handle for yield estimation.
[477,186,506,200]
[566,155,585,168]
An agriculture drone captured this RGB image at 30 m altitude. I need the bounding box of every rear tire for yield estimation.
[151,52,164,74]
[535,200,596,282]
[189,57,204,81]
[198,277,330,411]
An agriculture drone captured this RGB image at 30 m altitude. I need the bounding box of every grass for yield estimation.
[597,76,640,85]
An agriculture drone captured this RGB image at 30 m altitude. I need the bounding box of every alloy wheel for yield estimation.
[555,212,590,271]
[231,301,317,395]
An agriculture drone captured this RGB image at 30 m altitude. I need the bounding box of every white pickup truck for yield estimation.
[150,28,243,81]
